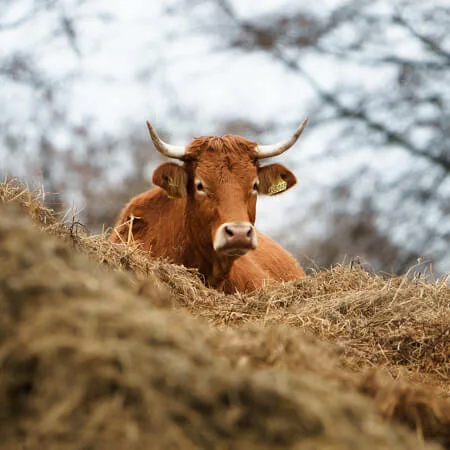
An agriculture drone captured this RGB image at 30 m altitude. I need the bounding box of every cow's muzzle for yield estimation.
[213,222,257,256]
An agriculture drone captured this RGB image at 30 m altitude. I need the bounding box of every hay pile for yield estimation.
[0,180,449,449]
[1,202,441,450]
[186,268,449,390]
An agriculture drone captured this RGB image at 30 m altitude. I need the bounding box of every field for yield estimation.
[0,180,449,449]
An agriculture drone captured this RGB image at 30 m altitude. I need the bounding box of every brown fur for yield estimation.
[111,134,305,292]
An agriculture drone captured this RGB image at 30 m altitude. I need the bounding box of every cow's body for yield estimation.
[111,187,304,292]
[111,123,308,293]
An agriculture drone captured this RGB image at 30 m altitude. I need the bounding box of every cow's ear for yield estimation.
[152,163,188,198]
[257,163,297,196]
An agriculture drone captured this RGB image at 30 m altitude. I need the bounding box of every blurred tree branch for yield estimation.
[213,0,450,174]
[393,13,450,63]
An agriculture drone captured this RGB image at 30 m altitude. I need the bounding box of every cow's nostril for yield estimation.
[224,226,234,237]
[247,227,253,238]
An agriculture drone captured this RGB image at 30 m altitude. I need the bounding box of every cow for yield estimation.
[110,119,308,293]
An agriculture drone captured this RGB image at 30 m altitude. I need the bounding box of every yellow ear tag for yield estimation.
[167,177,179,199]
[268,178,287,195]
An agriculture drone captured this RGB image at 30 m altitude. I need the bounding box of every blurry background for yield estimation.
[1,0,449,274]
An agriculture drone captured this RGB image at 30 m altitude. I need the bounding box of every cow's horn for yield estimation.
[255,118,308,159]
[146,121,187,159]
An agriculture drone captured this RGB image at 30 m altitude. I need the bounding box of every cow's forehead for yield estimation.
[187,135,258,159]
[187,135,258,183]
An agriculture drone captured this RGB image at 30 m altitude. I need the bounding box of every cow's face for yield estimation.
[152,135,297,258]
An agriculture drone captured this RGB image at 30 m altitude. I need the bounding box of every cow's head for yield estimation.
[147,119,307,263]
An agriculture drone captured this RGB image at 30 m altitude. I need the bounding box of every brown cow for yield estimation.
[111,119,308,293]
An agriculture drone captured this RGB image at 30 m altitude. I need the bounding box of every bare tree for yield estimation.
[0,0,162,229]
[1,0,448,272]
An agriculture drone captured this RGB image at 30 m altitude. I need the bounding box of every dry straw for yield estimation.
[0,179,449,449]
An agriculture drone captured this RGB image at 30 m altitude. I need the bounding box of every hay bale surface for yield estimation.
[0,203,446,449]
[1,180,449,449]
[185,268,449,390]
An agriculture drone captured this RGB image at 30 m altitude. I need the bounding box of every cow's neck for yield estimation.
[210,256,236,289]
[183,215,237,291]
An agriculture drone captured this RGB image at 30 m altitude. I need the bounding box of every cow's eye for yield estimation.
[252,182,259,192]
[196,182,204,192]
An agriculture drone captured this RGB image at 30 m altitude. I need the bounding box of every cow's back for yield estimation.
[110,188,186,262]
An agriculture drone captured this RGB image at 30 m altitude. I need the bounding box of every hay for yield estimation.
[0,178,57,227]
[2,203,443,450]
[182,267,449,390]
[1,180,449,449]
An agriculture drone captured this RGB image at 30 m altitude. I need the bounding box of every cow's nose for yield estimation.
[214,222,257,256]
